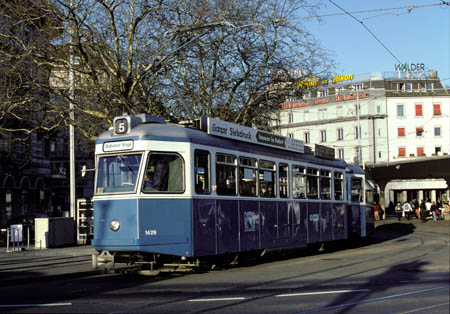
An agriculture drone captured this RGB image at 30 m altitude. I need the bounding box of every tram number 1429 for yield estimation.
[145,229,157,236]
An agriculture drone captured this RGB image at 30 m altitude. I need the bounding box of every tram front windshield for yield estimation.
[96,154,142,194]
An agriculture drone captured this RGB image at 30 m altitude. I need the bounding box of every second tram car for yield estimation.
[92,114,375,273]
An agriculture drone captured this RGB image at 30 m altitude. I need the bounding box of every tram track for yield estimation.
[96,224,448,314]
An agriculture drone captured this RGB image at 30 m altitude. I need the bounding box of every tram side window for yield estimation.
[216,153,237,195]
[319,170,331,200]
[279,163,289,198]
[239,157,257,197]
[143,153,184,193]
[351,177,363,202]
[334,172,344,200]
[292,165,306,199]
[259,160,276,198]
[194,150,210,194]
[306,168,319,199]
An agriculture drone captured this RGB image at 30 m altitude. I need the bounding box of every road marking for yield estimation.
[296,285,450,314]
[276,289,370,297]
[0,303,72,308]
[189,297,246,302]
[394,302,450,314]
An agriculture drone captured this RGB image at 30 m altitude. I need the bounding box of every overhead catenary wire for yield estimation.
[291,2,447,21]
[327,0,402,64]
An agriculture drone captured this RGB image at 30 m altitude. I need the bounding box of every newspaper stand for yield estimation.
[8,224,23,252]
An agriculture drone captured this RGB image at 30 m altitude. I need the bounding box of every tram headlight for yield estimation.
[109,219,120,231]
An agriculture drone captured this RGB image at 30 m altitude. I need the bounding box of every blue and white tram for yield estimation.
[91,114,374,272]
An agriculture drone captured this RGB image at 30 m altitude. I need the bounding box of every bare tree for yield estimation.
[0,0,333,149]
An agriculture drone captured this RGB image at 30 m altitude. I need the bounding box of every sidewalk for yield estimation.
[375,216,450,236]
[0,244,97,286]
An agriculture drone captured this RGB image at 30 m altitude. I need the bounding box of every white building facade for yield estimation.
[274,71,450,206]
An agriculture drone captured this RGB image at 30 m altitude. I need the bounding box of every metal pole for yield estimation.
[6,228,9,252]
[69,0,76,220]
[357,91,361,164]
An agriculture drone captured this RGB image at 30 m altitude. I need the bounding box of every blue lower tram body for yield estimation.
[92,198,367,262]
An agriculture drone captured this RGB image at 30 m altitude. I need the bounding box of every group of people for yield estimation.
[391,199,444,222]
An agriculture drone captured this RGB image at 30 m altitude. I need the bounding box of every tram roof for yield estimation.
[98,119,358,171]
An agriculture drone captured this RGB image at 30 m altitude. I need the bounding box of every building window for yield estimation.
[304,111,310,121]
[318,89,328,98]
[416,127,423,137]
[319,108,327,119]
[355,126,360,139]
[320,130,326,142]
[398,147,406,157]
[338,148,344,160]
[397,104,404,117]
[433,104,441,116]
[353,84,363,91]
[304,132,310,144]
[288,112,294,123]
[434,127,441,136]
[417,147,424,156]
[354,147,361,163]
[337,128,344,141]
[415,104,423,117]
[398,128,405,137]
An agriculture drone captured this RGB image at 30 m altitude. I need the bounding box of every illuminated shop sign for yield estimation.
[394,63,425,72]
[335,92,367,102]
[281,101,309,109]
[298,80,318,88]
[298,73,354,89]
[332,74,354,83]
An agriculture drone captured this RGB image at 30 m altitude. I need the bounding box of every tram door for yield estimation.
[348,175,365,237]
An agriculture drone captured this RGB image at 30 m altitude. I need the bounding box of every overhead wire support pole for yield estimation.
[69,0,76,220]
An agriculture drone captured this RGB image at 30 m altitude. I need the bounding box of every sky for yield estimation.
[305,1,450,86]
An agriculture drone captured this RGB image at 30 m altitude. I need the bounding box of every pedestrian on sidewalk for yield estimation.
[420,199,427,223]
[374,202,380,221]
[431,201,438,222]
[395,202,402,221]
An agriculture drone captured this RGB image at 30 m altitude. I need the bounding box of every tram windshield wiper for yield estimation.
[118,155,136,176]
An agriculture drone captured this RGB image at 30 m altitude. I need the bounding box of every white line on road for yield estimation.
[276,289,370,297]
[393,302,450,314]
[296,285,450,314]
[0,303,72,308]
[189,297,246,302]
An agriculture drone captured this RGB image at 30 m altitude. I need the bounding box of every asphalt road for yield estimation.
[0,218,448,314]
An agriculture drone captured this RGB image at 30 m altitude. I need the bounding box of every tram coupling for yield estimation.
[92,251,115,272]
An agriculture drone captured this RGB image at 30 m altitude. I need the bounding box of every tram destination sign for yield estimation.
[206,117,304,153]
[103,140,134,152]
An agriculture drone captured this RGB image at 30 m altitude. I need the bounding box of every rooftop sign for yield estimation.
[206,117,304,153]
